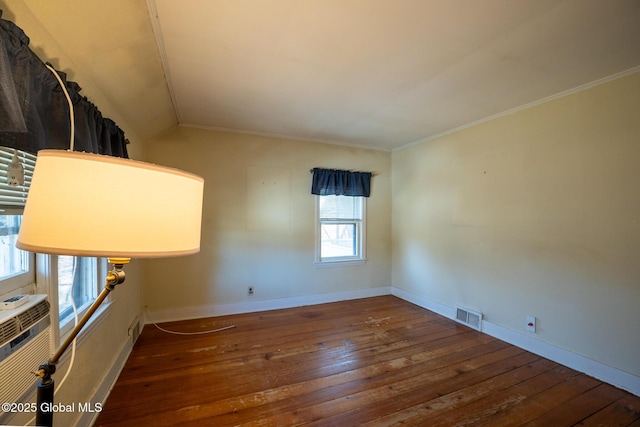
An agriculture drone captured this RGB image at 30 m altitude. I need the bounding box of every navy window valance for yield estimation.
[311,168,373,197]
[0,10,128,158]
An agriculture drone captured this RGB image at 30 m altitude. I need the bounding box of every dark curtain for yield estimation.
[0,10,128,158]
[311,168,373,197]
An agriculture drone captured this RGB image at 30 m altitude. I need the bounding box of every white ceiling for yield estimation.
[149,0,640,151]
[11,0,640,151]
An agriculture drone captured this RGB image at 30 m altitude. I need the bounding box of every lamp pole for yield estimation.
[34,259,129,427]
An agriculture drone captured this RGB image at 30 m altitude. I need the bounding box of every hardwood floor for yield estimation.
[95,296,640,426]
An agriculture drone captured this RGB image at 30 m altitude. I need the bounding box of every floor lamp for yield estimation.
[16,149,204,427]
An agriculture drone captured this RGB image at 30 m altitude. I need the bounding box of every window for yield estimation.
[57,256,100,331]
[36,254,107,344]
[0,148,36,295]
[0,215,27,277]
[0,214,35,293]
[316,195,366,266]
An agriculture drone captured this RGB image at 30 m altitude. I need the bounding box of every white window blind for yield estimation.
[0,147,36,212]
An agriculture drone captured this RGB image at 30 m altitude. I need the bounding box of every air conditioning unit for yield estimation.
[0,294,51,420]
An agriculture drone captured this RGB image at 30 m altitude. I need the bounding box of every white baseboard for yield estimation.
[392,287,640,397]
[146,286,393,324]
[79,336,133,427]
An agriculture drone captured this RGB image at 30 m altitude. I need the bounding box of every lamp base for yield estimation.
[35,373,55,426]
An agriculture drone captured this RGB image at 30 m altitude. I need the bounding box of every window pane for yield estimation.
[320,223,357,258]
[319,195,362,220]
[58,256,98,322]
[0,215,29,280]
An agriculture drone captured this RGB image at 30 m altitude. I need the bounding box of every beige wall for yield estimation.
[142,128,392,311]
[392,71,640,376]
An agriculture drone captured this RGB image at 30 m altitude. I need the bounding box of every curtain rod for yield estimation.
[309,169,376,176]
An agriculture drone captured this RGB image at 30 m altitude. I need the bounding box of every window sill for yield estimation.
[315,259,367,268]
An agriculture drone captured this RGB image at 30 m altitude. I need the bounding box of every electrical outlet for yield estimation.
[526,315,536,333]
[248,286,254,295]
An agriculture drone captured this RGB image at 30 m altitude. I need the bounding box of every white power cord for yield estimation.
[44,64,79,394]
[55,258,79,392]
[24,64,79,427]
[44,63,75,152]
[152,322,236,335]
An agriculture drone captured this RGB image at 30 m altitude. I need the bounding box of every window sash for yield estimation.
[320,221,360,259]
[316,195,366,265]
[36,254,109,347]
[57,256,100,333]
[0,215,27,278]
[0,244,35,292]
[319,195,362,220]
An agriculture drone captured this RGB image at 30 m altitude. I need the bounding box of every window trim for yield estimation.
[314,195,367,268]
[57,256,108,338]
[35,254,110,346]
[0,253,35,294]
[0,212,36,296]
[0,247,35,295]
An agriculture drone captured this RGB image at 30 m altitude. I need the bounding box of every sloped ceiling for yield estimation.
[6,0,640,151]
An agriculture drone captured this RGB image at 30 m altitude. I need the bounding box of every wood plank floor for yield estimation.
[95,296,640,426]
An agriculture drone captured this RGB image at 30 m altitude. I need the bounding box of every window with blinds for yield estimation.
[0,147,36,213]
[1,147,36,292]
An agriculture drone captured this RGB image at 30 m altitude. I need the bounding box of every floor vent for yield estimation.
[128,316,141,347]
[455,306,483,331]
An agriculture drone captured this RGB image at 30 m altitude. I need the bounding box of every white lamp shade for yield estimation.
[16,150,204,258]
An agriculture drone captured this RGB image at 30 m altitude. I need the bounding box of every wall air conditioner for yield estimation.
[0,294,50,421]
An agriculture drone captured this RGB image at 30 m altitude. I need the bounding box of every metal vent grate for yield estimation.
[455,307,483,331]
[16,300,50,331]
[0,325,50,414]
[0,296,51,418]
[0,318,20,346]
[128,316,142,348]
